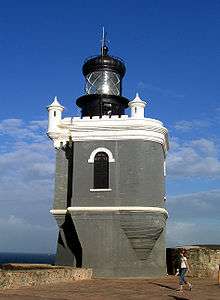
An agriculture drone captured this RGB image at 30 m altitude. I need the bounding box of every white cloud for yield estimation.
[0,143,54,179]
[167,220,220,247]
[137,81,184,99]
[0,215,57,253]
[0,118,57,252]
[173,120,210,131]
[0,118,54,181]
[167,189,220,220]
[0,118,23,129]
[0,118,47,142]
[166,189,220,246]
[191,139,217,156]
[167,138,220,178]
[29,120,48,128]
[165,119,220,245]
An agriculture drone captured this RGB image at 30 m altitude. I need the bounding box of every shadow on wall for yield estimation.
[59,213,82,267]
[166,248,180,275]
[65,142,73,208]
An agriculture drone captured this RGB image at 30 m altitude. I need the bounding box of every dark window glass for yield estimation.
[94,152,109,189]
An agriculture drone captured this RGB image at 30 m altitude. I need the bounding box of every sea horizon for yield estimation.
[0,252,55,265]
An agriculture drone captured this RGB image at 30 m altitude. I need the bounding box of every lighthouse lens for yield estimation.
[85,71,120,95]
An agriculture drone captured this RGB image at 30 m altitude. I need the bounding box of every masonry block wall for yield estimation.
[167,246,220,279]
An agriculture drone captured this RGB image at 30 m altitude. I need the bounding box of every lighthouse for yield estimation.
[48,37,169,277]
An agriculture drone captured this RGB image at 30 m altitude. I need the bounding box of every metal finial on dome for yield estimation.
[101,26,109,56]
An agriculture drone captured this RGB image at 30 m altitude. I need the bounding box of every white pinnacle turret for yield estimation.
[129,93,147,118]
[47,96,64,134]
[47,96,64,110]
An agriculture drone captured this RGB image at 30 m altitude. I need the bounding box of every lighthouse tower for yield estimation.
[48,39,169,277]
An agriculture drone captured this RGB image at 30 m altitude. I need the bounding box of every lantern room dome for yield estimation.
[82,53,126,78]
[76,36,129,118]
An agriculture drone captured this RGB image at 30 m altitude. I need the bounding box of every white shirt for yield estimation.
[180,256,187,268]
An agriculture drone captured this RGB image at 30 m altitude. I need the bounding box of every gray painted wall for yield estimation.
[53,148,69,209]
[53,139,167,277]
[72,140,165,208]
[71,210,167,277]
[53,143,73,209]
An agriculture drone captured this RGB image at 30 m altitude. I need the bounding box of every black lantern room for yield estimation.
[76,40,129,117]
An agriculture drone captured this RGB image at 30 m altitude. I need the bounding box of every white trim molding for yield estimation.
[88,147,115,163]
[67,206,168,217]
[47,116,169,155]
[50,207,168,218]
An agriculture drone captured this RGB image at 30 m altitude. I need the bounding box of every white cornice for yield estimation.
[47,115,169,154]
[50,207,168,218]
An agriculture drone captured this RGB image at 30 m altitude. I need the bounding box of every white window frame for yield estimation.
[88,147,115,191]
[88,147,115,163]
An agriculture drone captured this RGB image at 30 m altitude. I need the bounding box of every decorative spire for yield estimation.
[129,93,147,119]
[130,93,147,104]
[47,96,64,134]
[47,96,64,109]
[53,96,59,103]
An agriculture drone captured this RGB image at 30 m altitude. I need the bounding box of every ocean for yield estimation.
[0,252,55,265]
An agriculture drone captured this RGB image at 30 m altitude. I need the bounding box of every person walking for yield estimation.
[177,250,192,292]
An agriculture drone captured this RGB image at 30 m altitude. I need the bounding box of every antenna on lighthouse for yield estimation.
[101,26,108,56]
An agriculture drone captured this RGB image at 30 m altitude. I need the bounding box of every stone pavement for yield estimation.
[0,276,219,299]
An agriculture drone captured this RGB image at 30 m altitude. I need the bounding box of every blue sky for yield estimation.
[0,0,220,253]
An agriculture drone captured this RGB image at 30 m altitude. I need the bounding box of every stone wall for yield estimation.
[167,246,220,279]
[0,265,92,289]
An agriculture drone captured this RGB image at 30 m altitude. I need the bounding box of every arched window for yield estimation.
[94,152,109,189]
[88,147,114,191]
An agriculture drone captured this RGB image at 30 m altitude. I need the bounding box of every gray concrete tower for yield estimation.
[47,40,169,277]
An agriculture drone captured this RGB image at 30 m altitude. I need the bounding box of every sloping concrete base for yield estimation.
[0,264,92,289]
